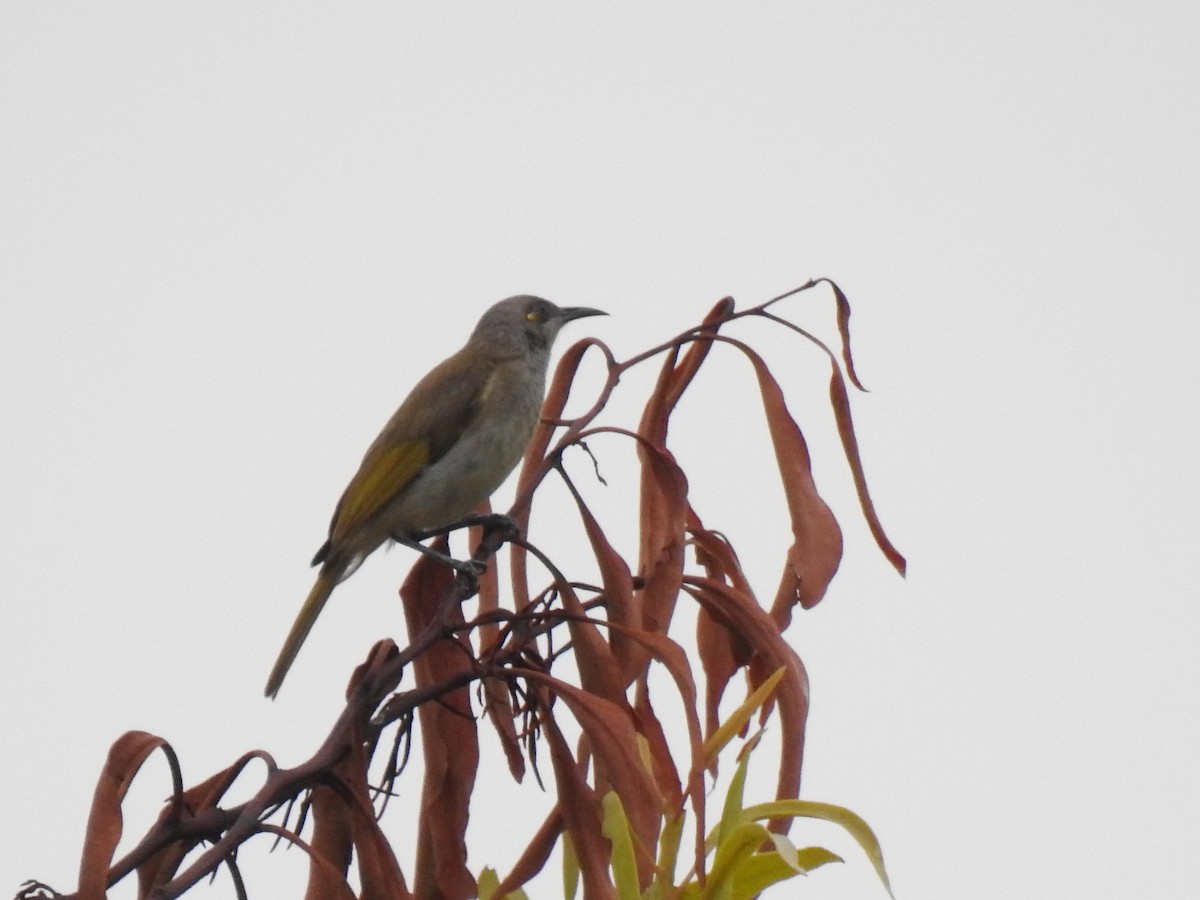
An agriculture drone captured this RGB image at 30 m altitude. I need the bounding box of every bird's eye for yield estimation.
[525,304,548,323]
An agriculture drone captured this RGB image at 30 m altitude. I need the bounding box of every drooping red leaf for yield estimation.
[726,338,844,616]
[509,338,612,611]
[634,440,689,638]
[825,278,867,392]
[305,783,354,900]
[636,296,733,447]
[545,560,628,707]
[632,688,682,812]
[690,506,755,745]
[470,510,527,783]
[518,670,662,886]
[534,702,616,900]
[298,700,412,900]
[688,507,755,597]
[827,368,907,577]
[696,603,742,747]
[561,468,645,686]
[343,748,413,900]
[602,625,705,804]
[684,576,810,835]
[576,619,705,888]
[632,298,730,637]
[761,299,906,582]
[400,550,479,900]
[77,731,179,900]
[480,665,527,784]
[490,807,565,900]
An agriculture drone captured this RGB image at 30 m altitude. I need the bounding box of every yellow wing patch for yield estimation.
[330,439,429,543]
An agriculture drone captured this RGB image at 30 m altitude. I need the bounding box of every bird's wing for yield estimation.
[324,349,494,549]
[329,438,430,544]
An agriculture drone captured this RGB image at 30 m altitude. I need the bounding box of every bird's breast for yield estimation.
[380,358,546,533]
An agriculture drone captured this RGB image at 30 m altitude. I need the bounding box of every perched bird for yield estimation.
[264,295,605,698]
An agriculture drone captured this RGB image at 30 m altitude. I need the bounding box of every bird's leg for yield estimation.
[391,533,485,578]
[396,515,520,580]
[410,513,521,543]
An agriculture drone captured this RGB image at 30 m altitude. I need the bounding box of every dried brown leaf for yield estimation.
[735,340,844,615]
[684,576,810,835]
[343,747,412,900]
[305,784,354,900]
[760,296,906,583]
[688,507,756,745]
[554,572,628,707]
[635,441,689,637]
[471,507,527,783]
[489,807,566,900]
[631,299,729,641]
[687,507,754,597]
[636,296,732,447]
[481,676,526,784]
[518,670,661,885]
[827,369,907,577]
[632,689,681,811]
[509,339,608,610]
[562,471,645,686]
[77,731,179,900]
[400,551,479,900]
[536,704,616,900]
[694,600,755,760]
[826,279,867,392]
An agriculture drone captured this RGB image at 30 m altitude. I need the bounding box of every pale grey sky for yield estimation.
[2,4,1197,899]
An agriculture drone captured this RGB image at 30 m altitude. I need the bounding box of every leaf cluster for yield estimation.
[17,281,903,900]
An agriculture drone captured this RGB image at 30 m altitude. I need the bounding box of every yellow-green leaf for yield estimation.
[478,866,532,900]
[702,668,785,766]
[602,791,641,900]
[728,852,804,900]
[727,837,842,900]
[742,800,893,897]
[650,813,686,898]
[478,867,500,900]
[704,821,770,900]
[794,846,843,872]
[714,737,755,847]
[563,830,580,900]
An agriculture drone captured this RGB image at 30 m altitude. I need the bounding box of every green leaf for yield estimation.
[478,866,530,900]
[478,866,500,900]
[602,791,642,900]
[794,846,843,872]
[728,840,842,900]
[741,800,893,897]
[704,820,771,900]
[649,813,685,899]
[714,737,755,848]
[562,830,580,900]
[728,852,803,900]
[702,668,785,767]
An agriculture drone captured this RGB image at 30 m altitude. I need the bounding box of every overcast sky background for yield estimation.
[2,4,1197,899]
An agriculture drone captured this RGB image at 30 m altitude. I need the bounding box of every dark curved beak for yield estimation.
[557,306,607,323]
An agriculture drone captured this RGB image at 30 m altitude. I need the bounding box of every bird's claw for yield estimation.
[453,557,487,578]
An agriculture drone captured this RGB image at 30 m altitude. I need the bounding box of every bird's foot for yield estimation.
[392,533,487,581]
[450,556,487,578]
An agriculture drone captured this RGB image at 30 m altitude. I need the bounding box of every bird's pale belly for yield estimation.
[382,408,538,534]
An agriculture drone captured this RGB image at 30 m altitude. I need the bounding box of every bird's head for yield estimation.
[472,295,607,354]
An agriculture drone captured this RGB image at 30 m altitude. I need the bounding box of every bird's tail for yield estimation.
[264,568,339,698]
